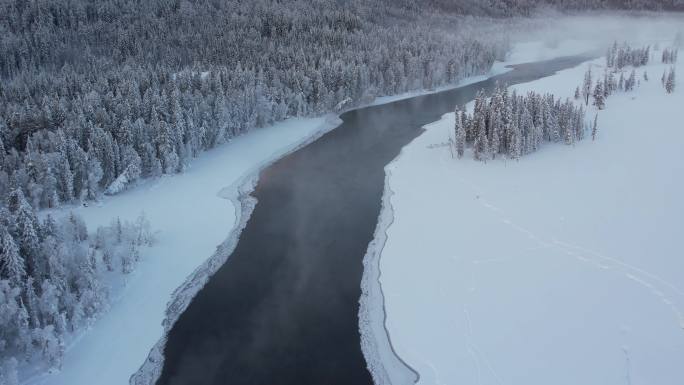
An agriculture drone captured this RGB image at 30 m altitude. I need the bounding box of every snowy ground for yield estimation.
[26,116,339,385]
[378,49,684,384]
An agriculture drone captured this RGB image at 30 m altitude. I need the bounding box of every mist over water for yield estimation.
[511,13,684,54]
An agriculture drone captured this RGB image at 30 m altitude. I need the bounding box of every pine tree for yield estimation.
[86,153,103,200]
[509,116,522,160]
[574,86,581,100]
[0,227,26,284]
[665,67,676,93]
[627,70,636,91]
[0,135,5,170]
[490,117,500,159]
[591,114,598,141]
[15,208,42,279]
[454,109,466,159]
[473,114,488,161]
[582,67,592,105]
[593,81,605,110]
[618,72,625,91]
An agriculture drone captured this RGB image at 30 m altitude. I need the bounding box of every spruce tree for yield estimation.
[618,72,625,91]
[454,110,466,159]
[0,227,26,284]
[582,67,592,105]
[665,67,676,93]
[593,81,605,110]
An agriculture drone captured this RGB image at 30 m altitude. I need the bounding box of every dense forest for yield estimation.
[0,0,514,209]
[453,87,587,160]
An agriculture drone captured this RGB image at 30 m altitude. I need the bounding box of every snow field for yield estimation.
[377,47,684,385]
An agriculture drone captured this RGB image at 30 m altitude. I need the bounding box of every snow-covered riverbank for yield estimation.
[26,116,340,385]
[377,47,684,384]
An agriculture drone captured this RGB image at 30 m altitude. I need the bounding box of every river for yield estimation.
[157,55,593,385]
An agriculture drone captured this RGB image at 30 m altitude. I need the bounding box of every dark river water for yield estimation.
[157,55,593,385]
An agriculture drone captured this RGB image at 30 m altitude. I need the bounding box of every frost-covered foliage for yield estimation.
[606,41,650,69]
[0,0,515,209]
[0,189,153,381]
[578,54,647,112]
[453,87,586,161]
[662,47,679,63]
[664,67,677,93]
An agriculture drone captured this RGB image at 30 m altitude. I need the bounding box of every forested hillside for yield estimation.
[0,0,513,208]
[1,0,680,207]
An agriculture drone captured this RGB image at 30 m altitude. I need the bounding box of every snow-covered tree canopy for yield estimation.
[453,87,586,161]
[0,0,519,208]
[0,188,153,382]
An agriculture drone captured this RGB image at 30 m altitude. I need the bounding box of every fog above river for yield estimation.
[511,12,683,56]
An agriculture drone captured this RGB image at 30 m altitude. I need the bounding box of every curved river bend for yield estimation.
[157,55,593,385]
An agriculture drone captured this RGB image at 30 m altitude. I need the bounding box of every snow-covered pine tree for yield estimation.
[662,48,679,64]
[473,114,488,161]
[592,114,598,141]
[618,72,625,91]
[454,109,466,159]
[509,114,522,160]
[0,227,26,285]
[666,67,676,93]
[582,67,592,105]
[593,81,606,109]
[490,112,501,159]
[627,70,636,91]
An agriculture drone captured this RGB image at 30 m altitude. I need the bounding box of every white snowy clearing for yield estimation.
[27,116,339,385]
[378,50,684,384]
